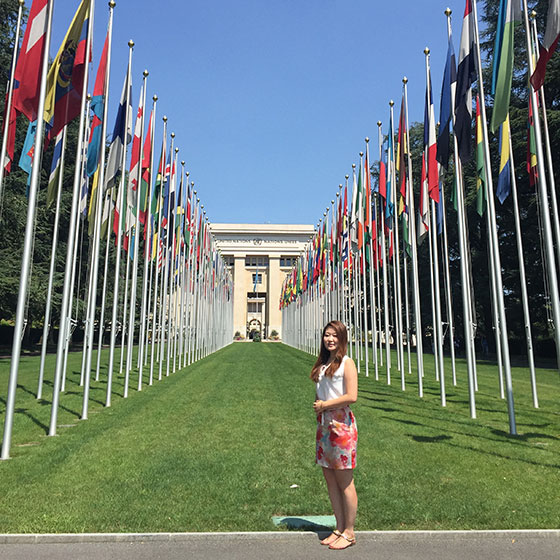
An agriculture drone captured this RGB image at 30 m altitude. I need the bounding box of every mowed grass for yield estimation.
[0,342,559,532]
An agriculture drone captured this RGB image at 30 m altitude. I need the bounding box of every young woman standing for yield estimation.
[311,320,358,550]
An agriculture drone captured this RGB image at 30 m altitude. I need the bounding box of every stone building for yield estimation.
[210,223,315,340]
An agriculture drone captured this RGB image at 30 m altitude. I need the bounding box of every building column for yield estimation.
[233,256,247,338]
[268,256,282,339]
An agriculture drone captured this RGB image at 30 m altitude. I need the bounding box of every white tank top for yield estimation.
[316,355,348,401]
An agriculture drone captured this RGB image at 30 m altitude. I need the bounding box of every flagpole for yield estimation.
[38,127,67,399]
[472,0,516,434]
[94,188,112,381]
[48,0,93,439]
[159,133,175,378]
[389,100,404,382]
[106,41,134,406]
[1,0,54,459]
[0,0,25,204]
[377,122,391,383]
[137,94,157,389]
[445,7,477,414]
[505,128,538,407]
[522,2,560,371]
[425,48,446,404]
[125,69,149,396]
[82,2,116,416]
[437,167,457,386]
[529,12,560,276]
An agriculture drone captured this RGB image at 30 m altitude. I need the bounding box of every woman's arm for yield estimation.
[312,358,358,413]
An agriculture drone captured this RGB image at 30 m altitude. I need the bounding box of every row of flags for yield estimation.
[0,0,235,460]
[281,0,560,437]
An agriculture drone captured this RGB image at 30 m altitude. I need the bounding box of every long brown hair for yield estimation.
[310,320,348,382]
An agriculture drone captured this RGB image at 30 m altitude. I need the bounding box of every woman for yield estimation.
[311,320,358,550]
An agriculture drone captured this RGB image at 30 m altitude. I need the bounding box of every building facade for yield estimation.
[210,223,315,340]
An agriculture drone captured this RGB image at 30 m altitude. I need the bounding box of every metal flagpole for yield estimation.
[149,116,167,384]
[159,134,175,378]
[530,12,560,276]
[389,101,404,381]
[47,0,94,439]
[359,153,369,377]
[377,122,391,384]
[95,193,112,381]
[0,0,25,204]
[438,171,457,386]
[137,94,157,390]
[82,2,116,412]
[472,0,516,434]
[508,129,538,407]
[445,8,476,413]
[82,0,115,394]
[425,49,445,403]
[125,70,148,395]
[106,42,133,407]
[38,127,67,399]
[120,228,131,374]
[1,0,54,457]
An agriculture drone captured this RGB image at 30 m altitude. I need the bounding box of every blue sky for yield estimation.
[49,0,472,225]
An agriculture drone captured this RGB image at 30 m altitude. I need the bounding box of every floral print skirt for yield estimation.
[316,406,357,470]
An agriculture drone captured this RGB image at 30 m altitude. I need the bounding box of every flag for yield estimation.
[425,61,439,203]
[455,0,477,164]
[86,32,109,176]
[126,84,144,237]
[139,109,153,228]
[5,0,48,172]
[18,120,37,186]
[106,69,132,192]
[476,95,487,216]
[530,0,560,90]
[43,0,91,140]
[526,96,538,187]
[47,128,64,207]
[496,116,512,204]
[418,152,429,242]
[437,30,457,169]
[12,0,49,121]
[385,111,395,227]
[396,97,410,255]
[491,0,521,132]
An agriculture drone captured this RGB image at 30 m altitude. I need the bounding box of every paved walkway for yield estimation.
[1,530,559,560]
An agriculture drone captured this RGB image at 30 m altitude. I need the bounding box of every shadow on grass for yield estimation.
[14,407,49,433]
[410,434,453,443]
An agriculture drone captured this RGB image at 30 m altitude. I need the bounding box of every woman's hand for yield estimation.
[313,399,324,415]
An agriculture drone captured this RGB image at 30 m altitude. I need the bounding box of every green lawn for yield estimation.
[0,342,559,532]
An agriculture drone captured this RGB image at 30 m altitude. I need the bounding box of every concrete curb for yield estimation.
[0,529,559,544]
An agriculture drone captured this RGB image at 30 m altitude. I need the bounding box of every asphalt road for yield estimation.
[1,530,559,560]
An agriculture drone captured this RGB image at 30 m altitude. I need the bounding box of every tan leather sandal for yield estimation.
[328,532,356,550]
[320,529,342,546]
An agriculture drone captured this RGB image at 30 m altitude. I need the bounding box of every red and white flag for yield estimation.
[530,0,560,90]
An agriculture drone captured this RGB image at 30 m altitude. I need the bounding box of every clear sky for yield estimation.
[48,0,472,226]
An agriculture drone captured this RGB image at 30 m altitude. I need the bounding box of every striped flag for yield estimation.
[454,0,477,164]
[476,95,487,216]
[47,128,64,208]
[490,0,521,132]
[425,60,439,203]
[496,116,512,204]
[437,29,457,169]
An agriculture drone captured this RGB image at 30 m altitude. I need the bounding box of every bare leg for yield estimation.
[320,467,345,545]
[329,469,357,549]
